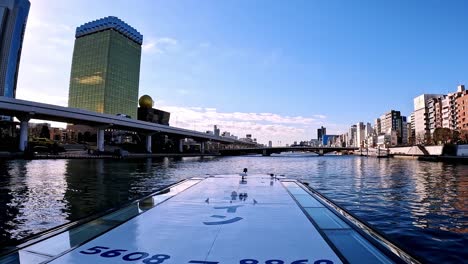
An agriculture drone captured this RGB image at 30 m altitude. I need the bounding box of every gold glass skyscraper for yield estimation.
[68,16,142,119]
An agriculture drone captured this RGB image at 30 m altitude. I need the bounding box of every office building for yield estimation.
[0,0,30,99]
[381,110,400,134]
[401,116,408,145]
[317,126,326,141]
[68,16,143,119]
[379,110,406,145]
[322,135,338,146]
[214,125,220,136]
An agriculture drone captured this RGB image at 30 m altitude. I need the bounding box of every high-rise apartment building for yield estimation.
[374,118,381,135]
[355,122,365,148]
[68,16,143,119]
[364,122,373,137]
[413,94,443,143]
[409,112,415,144]
[441,85,466,130]
[348,125,356,147]
[427,96,445,133]
[0,0,30,98]
[456,93,468,131]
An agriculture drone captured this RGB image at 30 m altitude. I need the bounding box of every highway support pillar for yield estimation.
[97,129,105,152]
[146,134,152,153]
[179,139,184,153]
[95,124,112,153]
[200,141,206,154]
[18,116,31,152]
[262,149,271,156]
[318,149,324,156]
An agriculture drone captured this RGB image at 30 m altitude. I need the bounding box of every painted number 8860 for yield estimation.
[239,260,333,264]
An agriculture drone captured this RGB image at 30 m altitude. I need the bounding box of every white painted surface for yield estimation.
[49,175,342,264]
[425,146,443,155]
[389,146,444,155]
[389,146,423,155]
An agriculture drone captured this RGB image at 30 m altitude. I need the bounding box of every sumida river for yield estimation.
[0,155,466,263]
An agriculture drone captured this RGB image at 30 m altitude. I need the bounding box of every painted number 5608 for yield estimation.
[80,246,169,263]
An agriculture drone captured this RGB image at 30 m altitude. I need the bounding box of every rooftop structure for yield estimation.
[75,16,143,45]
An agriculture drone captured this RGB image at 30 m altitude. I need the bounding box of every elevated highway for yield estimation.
[0,97,255,152]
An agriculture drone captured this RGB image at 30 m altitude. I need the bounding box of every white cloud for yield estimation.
[13,82,328,144]
[313,114,327,119]
[142,37,178,54]
[17,89,68,107]
[159,105,326,145]
[16,7,74,107]
[176,89,190,95]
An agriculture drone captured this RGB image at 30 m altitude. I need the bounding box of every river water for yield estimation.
[0,155,466,263]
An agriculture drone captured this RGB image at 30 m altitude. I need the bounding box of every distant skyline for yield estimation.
[15,0,468,145]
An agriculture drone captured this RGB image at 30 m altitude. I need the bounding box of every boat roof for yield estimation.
[0,174,419,264]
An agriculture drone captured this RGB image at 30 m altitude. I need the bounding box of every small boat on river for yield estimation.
[0,173,420,264]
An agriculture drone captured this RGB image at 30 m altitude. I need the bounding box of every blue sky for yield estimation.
[17,0,468,144]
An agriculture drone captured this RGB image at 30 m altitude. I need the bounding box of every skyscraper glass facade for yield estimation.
[0,0,30,98]
[68,16,142,119]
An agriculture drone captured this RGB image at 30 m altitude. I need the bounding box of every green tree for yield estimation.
[459,130,468,143]
[433,128,451,144]
[452,130,460,143]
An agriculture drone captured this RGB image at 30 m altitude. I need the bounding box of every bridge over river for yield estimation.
[0,97,255,152]
[220,146,358,156]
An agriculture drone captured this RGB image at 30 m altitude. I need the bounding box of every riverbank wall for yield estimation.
[389,144,468,164]
[388,146,444,156]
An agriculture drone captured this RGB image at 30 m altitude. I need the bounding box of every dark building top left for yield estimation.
[0,0,30,99]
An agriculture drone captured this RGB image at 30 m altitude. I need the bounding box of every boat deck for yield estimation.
[1,174,416,264]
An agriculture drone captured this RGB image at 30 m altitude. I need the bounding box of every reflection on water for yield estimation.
[0,156,466,263]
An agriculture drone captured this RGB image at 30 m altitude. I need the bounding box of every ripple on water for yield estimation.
[0,156,466,263]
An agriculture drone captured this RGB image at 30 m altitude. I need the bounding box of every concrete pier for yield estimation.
[97,129,105,152]
[146,134,152,153]
[19,118,29,151]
